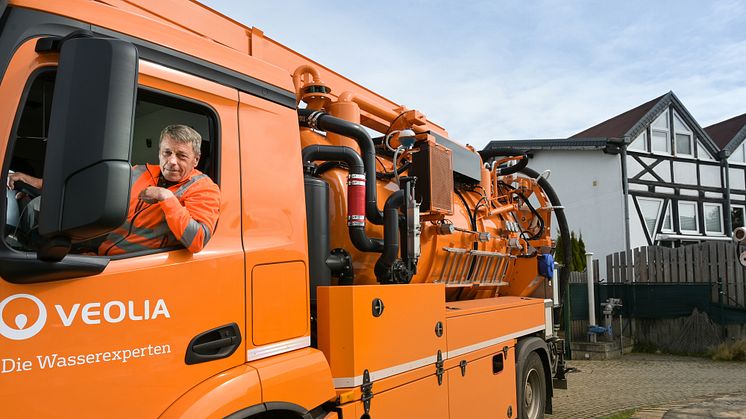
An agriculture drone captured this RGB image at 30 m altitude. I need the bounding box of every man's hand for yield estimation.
[7,172,43,190]
[139,186,174,204]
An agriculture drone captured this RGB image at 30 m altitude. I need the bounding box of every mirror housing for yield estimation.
[38,36,138,261]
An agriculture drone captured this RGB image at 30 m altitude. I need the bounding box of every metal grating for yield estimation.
[435,247,513,287]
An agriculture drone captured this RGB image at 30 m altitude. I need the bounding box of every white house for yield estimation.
[483,92,731,275]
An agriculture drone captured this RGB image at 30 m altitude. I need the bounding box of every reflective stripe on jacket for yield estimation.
[98,164,220,255]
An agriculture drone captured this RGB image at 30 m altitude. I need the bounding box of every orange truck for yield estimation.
[0,1,570,417]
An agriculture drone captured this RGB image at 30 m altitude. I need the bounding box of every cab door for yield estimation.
[0,38,247,417]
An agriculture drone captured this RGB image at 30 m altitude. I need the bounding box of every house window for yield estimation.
[698,139,716,161]
[628,132,647,152]
[678,201,699,233]
[732,205,745,230]
[703,203,723,234]
[673,112,693,157]
[675,133,692,156]
[730,144,746,164]
[652,110,669,129]
[638,198,662,237]
[651,130,670,153]
[661,204,673,232]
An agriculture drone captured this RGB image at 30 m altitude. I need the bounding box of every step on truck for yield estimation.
[0,1,570,417]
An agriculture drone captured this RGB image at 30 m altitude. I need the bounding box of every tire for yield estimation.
[519,351,546,419]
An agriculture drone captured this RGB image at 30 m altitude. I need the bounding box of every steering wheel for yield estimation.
[13,180,42,199]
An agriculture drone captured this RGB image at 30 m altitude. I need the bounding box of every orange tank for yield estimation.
[298,90,555,300]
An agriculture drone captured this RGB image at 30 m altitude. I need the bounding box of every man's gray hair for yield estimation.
[160,124,202,157]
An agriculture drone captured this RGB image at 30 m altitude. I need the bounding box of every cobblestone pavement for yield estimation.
[633,392,746,418]
[550,354,746,418]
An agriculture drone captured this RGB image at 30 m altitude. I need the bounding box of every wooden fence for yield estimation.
[603,242,746,309]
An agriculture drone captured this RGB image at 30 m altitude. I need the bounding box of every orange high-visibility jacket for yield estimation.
[99,164,220,255]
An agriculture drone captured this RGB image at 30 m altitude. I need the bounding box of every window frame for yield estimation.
[703,203,724,235]
[4,67,222,259]
[678,201,700,234]
[638,197,663,238]
[673,111,693,157]
[628,131,648,152]
[661,203,673,233]
[650,129,670,154]
[729,143,746,165]
[675,133,693,157]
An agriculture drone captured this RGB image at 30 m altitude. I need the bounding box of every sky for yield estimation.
[201,0,746,150]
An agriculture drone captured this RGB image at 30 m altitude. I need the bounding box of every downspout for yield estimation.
[620,141,633,283]
[722,152,732,235]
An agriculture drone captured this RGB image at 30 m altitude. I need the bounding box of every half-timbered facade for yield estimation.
[705,113,746,231]
[484,92,730,272]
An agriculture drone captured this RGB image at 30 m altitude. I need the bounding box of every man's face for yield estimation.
[159,135,199,182]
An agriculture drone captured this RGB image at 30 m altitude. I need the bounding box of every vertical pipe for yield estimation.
[723,157,732,235]
[620,145,633,283]
[553,262,560,307]
[586,252,596,342]
[612,310,624,356]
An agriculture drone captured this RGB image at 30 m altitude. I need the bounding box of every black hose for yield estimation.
[374,190,405,281]
[302,145,383,253]
[302,145,364,174]
[299,109,385,225]
[478,148,529,176]
[496,155,528,176]
[517,166,570,320]
[455,189,479,251]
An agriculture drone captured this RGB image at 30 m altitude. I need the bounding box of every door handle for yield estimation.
[185,323,242,365]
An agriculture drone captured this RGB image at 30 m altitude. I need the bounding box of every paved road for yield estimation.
[634,392,746,418]
[550,354,746,418]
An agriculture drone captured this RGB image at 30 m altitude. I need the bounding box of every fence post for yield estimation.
[586,252,596,342]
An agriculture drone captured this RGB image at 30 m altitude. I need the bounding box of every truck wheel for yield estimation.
[519,352,546,419]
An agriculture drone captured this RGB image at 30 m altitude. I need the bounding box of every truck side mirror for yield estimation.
[38,36,138,261]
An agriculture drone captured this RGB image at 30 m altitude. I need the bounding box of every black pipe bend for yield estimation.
[374,190,406,282]
[517,166,570,309]
[497,154,528,176]
[302,144,383,253]
[299,109,385,225]
[302,145,364,174]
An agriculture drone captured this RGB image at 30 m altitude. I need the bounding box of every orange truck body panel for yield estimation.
[0,0,563,417]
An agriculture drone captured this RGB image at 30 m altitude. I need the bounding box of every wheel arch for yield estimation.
[516,336,553,415]
[225,401,310,419]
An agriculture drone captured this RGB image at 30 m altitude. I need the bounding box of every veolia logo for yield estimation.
[0,294,47,341]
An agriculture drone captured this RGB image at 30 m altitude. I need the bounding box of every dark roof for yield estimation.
[704,113,746,150]
[570,94,666,138]
[485,138,612,151]
[485,91,723,158]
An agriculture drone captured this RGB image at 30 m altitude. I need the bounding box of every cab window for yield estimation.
[4,69,219,253]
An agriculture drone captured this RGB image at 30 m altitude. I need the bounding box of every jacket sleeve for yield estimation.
[159,179,221,253]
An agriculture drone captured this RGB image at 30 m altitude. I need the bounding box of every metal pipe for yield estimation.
[374,190,406,282]
[553,262,560,307]
[299,109,385,225]
[302,145,383,253]
[477,148,529,176]
[586,252,596,342]
[620,145,633,282]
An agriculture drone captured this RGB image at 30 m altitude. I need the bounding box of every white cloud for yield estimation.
[200,0,746,149]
